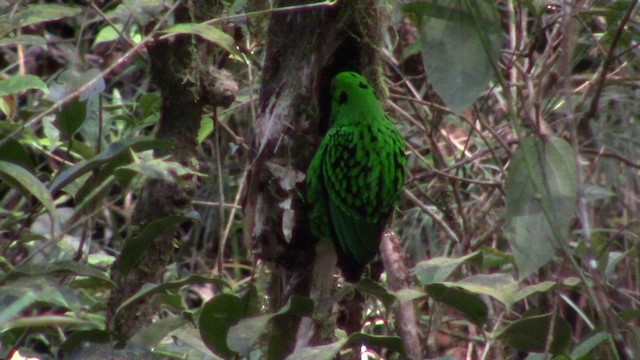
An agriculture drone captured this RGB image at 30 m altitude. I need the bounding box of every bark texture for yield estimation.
[242,0,389,352]
[106,0,237,340]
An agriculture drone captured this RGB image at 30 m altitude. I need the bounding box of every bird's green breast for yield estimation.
[307,71,406,274]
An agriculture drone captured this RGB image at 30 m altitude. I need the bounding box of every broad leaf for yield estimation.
[0,138,35,171]
[0,161,56,221]
[0,75,48,97]
[48,68,105,102]
[403,0,502,114]
[505,136,578,277]
[227,295,314,356]
[0,4,81,33]
[413,250,481,285]
[118,214,199,273]
[0,35,48,48]
[441,273,555,309]
[161,23,241,58]
[356,278,396,307]
[497,313,572,355]
[55,100,87,138]
[570,332,610,359]
[0,278,80,325]
[115,274,230,319]
[286,333,405,360]
[49,137,172,193]
[425,283,488,325]
[5,260,111,284]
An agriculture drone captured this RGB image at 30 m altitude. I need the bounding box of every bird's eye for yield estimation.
[338,91,348,104]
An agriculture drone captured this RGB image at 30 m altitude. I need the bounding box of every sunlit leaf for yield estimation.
[198,116,215,143]
[6,260,111,284]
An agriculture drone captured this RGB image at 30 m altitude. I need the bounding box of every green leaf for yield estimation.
[131,316,189,347]
[497,313,572,355]
[429,274,558,311]
[55,100,87,138]
[0,278,80,325]
[93,23,142,47]
[505,136,578,277]
[443,273,519,308]
[49,137,173,193]
[227,295,314,356]
[356,278,396,307]
[346,333,405,354]
[478,246,514,269]
[570,332,609,359]
[0,75,49,97]
[199,294,245,359]
[286,333,405,360]
[393,288,428,304]
[1,315,93,331]
[161,23,241,58]
[0,138,34,171]
[0,4,81,33]
[425,283,488,325]
[5,260,112,284]
[286,338,348,360]
[58,330,112,357]
[0,160,56,221]
[513,281,556,304]
[413,251,481,285]
[0,35,48,48]
[115,274,230,319]
[403,0,502,114]
[158,324,219,359]
[118,214,198,272]
[198,116,215,143]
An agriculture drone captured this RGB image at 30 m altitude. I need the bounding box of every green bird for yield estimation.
[307,71,407,281]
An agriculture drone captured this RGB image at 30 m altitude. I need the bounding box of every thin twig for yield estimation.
[579,0,638,126]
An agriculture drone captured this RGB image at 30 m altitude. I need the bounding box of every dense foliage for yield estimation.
[0,0,639,359]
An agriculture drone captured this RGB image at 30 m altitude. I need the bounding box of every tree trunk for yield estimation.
[243,0,389,352]
[106,0,237,340]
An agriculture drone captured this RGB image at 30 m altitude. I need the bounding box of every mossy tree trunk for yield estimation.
[106,0,237,340]
[243,0,393,354]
